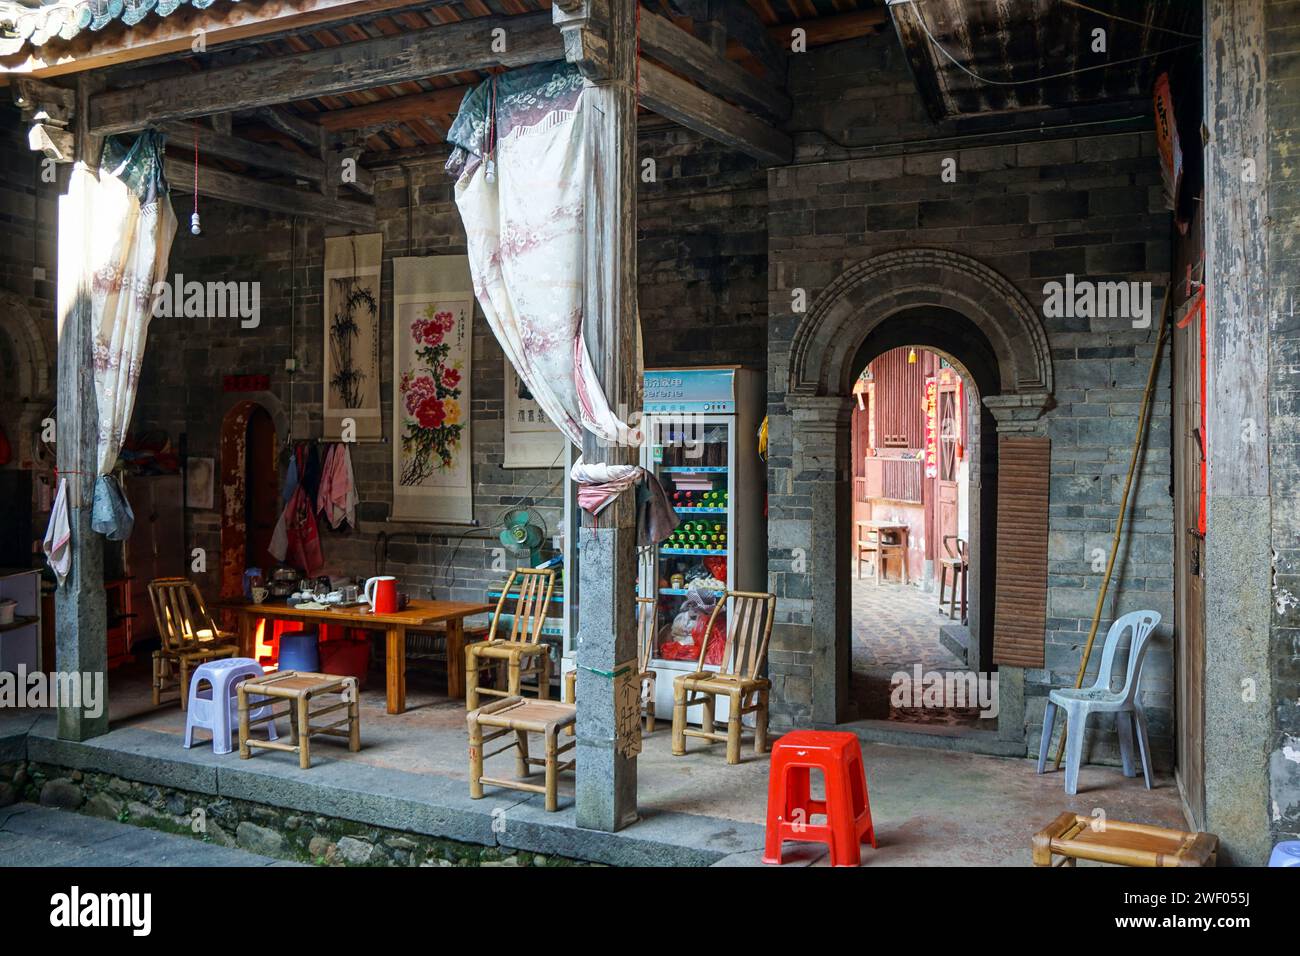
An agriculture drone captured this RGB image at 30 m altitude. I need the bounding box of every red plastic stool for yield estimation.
[763,730,877,867]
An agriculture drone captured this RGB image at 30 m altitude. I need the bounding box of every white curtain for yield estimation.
[446,62,640,451]
[85,130,178,477]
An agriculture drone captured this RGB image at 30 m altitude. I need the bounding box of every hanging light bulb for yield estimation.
[190,123,202,235]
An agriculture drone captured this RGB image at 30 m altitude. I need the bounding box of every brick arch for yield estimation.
[788,248,1053,401]
[0,290,52,401]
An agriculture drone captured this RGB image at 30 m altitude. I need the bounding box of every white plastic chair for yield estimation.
[184,658,278,755]
[1036,610,1161,795]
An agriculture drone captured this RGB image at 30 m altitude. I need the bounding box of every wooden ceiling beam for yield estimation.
[639,59,791,165]
[639,7,790,122]
[668,0,786,81]
[312,85,467,132]
[88,10,563,136]
[163,155,376,229]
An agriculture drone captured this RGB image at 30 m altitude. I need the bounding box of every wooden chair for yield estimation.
[465,567,557,710]
[564,595,659,733]
[854,521,880,581]
[671,590,776,765]
[146,577,239,710]
[938,535,968,622]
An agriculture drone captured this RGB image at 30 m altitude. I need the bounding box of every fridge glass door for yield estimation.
[644,414,732,670]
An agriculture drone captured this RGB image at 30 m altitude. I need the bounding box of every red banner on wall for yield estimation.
[923,377,938,479]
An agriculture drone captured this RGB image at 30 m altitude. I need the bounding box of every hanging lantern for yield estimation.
[907,348,917,364]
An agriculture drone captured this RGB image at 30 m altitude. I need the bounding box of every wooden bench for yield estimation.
[1032,812,1217,867]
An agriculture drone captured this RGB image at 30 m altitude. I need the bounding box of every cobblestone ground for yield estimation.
[851,577,964,671]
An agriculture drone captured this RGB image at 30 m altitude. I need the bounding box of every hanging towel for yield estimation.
[570,461,678,548]
[43,477,72,586]
[269,484,323,575]
[315,443,337,517]
[302,442,323,501]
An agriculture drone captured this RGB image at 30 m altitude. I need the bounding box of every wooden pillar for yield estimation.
[1200,0,1273,866]
[54,75,109,741]
[556,0,640,831]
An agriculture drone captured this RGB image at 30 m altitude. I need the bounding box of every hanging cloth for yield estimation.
[282,450,300,505]
[269,446,324,574]
[43,477,72,586]
[569,461,678,547]
[445,61,642,452]
[77,130,178,539]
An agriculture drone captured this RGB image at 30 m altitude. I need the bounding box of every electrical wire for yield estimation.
[893,0,1199,88]
[1060,0,1201,40]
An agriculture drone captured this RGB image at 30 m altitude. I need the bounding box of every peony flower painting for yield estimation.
[399,305,466,486]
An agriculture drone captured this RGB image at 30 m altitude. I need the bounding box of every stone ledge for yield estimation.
[21,719,764,867]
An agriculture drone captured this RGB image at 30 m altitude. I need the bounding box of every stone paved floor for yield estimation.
[0,803,301,866]
[852,577,964,670]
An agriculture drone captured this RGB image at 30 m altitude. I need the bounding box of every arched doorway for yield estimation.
[779,249,1053,740]
[845,311,1000,728]
[219,399,286,601]
[0,291,55,567]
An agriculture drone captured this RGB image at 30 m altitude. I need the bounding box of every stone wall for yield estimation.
[1,760,586,866]
[131,125,768,610]
[764,32,1176,766]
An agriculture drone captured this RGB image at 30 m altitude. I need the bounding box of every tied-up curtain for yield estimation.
[78,130,178,539]
[445,61,641,452]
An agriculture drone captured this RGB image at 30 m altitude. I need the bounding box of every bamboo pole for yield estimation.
[1050,291,1172,770]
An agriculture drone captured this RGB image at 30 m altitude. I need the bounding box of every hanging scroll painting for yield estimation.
[323,233,383,441]
[504,363,567,469]
[391,256,475,523]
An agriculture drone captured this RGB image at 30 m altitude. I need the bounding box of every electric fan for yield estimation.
[498,508,545,568]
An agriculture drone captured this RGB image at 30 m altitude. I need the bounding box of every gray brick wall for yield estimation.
[131,125,768,611]
[765,33,1175,764]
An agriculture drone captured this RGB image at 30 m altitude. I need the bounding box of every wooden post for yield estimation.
[54,75,109,741]
[557,0,640,832]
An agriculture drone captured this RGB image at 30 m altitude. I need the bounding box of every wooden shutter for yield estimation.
[993,435,1050,667]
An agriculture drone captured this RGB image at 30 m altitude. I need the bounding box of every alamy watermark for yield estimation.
[151,274,261,328]
[889,665,999,719]
[1042,273,1153,328]
[0,666,104,719]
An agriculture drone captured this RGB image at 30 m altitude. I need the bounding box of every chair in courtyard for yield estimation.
[854,521,880,581]
[1036,610,1162,795]
[147,577,240,710]
[938,535,968,623]
[671,590,776,765]
[564,595,659,733]
[465,567,557,710]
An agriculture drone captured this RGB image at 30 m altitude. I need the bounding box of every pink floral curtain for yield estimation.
[446,61,641,451]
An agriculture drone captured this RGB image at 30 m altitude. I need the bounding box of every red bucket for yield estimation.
[318,636,371,690]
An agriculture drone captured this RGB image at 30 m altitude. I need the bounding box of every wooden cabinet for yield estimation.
[0,568,42,673]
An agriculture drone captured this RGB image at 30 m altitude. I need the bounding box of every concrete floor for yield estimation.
[91,659,1188,866]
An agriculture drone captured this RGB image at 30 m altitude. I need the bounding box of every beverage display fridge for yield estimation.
[638,366,766,722]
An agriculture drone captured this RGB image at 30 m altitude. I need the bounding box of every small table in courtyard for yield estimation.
[855,520,910,584]
[220,598,493,714]
[238,670,359,770]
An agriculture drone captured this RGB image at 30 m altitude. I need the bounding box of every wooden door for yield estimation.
[936,378,961,553]
[1174,296,1206,827]
[245,407,278,570]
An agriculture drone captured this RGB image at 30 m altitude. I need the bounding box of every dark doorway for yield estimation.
[244,405,278,571]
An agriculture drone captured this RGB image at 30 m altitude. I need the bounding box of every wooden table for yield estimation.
[219,599,493,714]
[1032,812,1218,867]
[855,520,910,584]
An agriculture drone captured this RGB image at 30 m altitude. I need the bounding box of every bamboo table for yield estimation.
[237,671,359,770]
[855,520,910,584]
[1032,812,1218,867]
[219,598,493,714]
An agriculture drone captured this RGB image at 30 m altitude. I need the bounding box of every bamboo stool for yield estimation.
[237,671,360,770]
[1032,812,1218,867]
[467,696,576,812]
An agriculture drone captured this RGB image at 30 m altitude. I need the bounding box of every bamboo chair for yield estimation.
[671,590,776,765]
[465,567,557,710]
[564,596,659,733]
[147,577,239,710]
